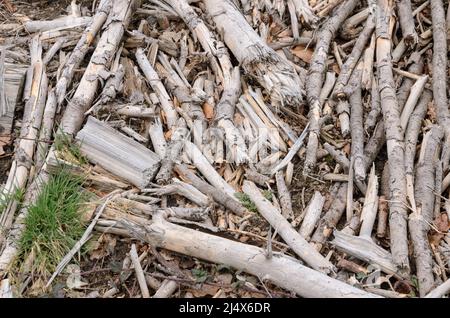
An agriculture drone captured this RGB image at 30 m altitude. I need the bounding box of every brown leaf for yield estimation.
[291,46,314,64]
[89,234,117,260]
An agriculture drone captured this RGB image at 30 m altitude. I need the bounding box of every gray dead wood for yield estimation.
[203,0,304,107]
[118,214,380,298]
[397,0,419,47]
[376,0,410,274]
[76,116,160,189]
[59,0,137,135]
[310,182,348,252]
[304,0,359,174]
[55,0,112,106]
[174,164,246,216]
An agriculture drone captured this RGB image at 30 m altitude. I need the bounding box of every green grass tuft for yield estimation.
[54,132,88,165]
[18,169,89,280]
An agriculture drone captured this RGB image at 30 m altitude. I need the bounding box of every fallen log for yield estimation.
[76,116,160,189]
[118,214,380,298]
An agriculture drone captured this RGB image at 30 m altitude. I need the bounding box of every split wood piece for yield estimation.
[156,53,206,152]
[399,75,428,132]
[119,215,379,297]
[298,191,325,241]
[310,182,347,252]
[333,14,375,99]
[425,278,450,298]
[153,280,178,298]
[24,16,92,33]
[58,0,137,135]
[184,141,236,198]
[135,48,178,129]
[359,165,379,238]
[1,37,48,234]
[275,171,294,220]
[215,68,248,164]
[376,0,410,275]
[203,0,304,107]
[431,0,450,173]
[303,0,359,174]
[164,0,233,85]
[410,126,443,296]
[291,0,318,26]
[243,180,334,274]
[331,231,400,277]
[349,64,365,182]
[397,0,419,47]
[130,244,150,298]
[55,0,112,106]
[174,164,246,217]
[155,118,188,185]
[76,116,160,189]
[0,56,27,134]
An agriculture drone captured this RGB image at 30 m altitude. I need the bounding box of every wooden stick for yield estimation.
[130,244,150,298]
[135,48,178,129]
[376,0,410,274]
[298,191,325,240]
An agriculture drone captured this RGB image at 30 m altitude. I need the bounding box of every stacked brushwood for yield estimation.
[1,0,450,298]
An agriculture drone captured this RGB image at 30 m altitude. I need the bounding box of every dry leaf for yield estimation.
[89,234,117,260]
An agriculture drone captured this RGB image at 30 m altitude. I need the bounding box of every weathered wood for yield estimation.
[118,215,380,298]
[203,0,304,107]
[76,117,160,189]
[243,180,334,274]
